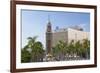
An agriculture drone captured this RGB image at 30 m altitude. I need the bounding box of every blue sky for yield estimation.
[21,9,90,49]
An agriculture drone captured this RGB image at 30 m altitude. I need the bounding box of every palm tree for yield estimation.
[21,47,31,63]
[21,36,45,62]
[74,41,83,60]
[52,40,68,61]
[27,36,37,48]
[32,41,45,62]
[68,40,75,59]
[27,36,45,62]
[82,39,90,59]
[59,41,69,60]
[26,36,37,62]
[52,42,62,61]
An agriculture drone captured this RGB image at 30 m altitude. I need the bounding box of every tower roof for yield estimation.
[47,15,51,26]
[46,15,52,32]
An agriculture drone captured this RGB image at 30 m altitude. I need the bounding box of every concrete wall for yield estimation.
[52,28,89,47]
[52,31,68,47]
[68,28,90,43]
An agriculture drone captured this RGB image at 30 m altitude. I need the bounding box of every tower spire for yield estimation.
[48,15,50,22]
[47,15,52,32]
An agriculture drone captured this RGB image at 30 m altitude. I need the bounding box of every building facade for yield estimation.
[52,28,90,47]
[46,21,90,54]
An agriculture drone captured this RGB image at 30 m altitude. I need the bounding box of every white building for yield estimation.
[52,27,90,47]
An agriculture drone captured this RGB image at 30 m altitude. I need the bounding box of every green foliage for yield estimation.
[52,40,68,60]
[52,39,90,60]
[21,48,31,63]
[31,41,45,62]
[21,35,90,62]
[21,36,45,62]
[81,39,90,58]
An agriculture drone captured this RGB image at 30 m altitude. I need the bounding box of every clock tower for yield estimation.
[46,17,52,54]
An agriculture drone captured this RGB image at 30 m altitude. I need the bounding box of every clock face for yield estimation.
[47,21,52,32]
[47,26,51,32]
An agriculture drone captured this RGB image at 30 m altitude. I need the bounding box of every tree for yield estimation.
[21,36,45,62]
[52,42,62,61]
[21,48,31,63]
[31,41,45,62]
[52,39,90,61]
[27,36,37,48]
[74,41,81,56]
[27,36,45,62]
[81,39,90,59]
[68,40,75,59]
[52,40,68,61]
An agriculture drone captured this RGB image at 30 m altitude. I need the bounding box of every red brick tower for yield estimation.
[46,18,52,54]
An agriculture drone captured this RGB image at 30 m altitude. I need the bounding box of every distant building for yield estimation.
[46,20,90,54]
